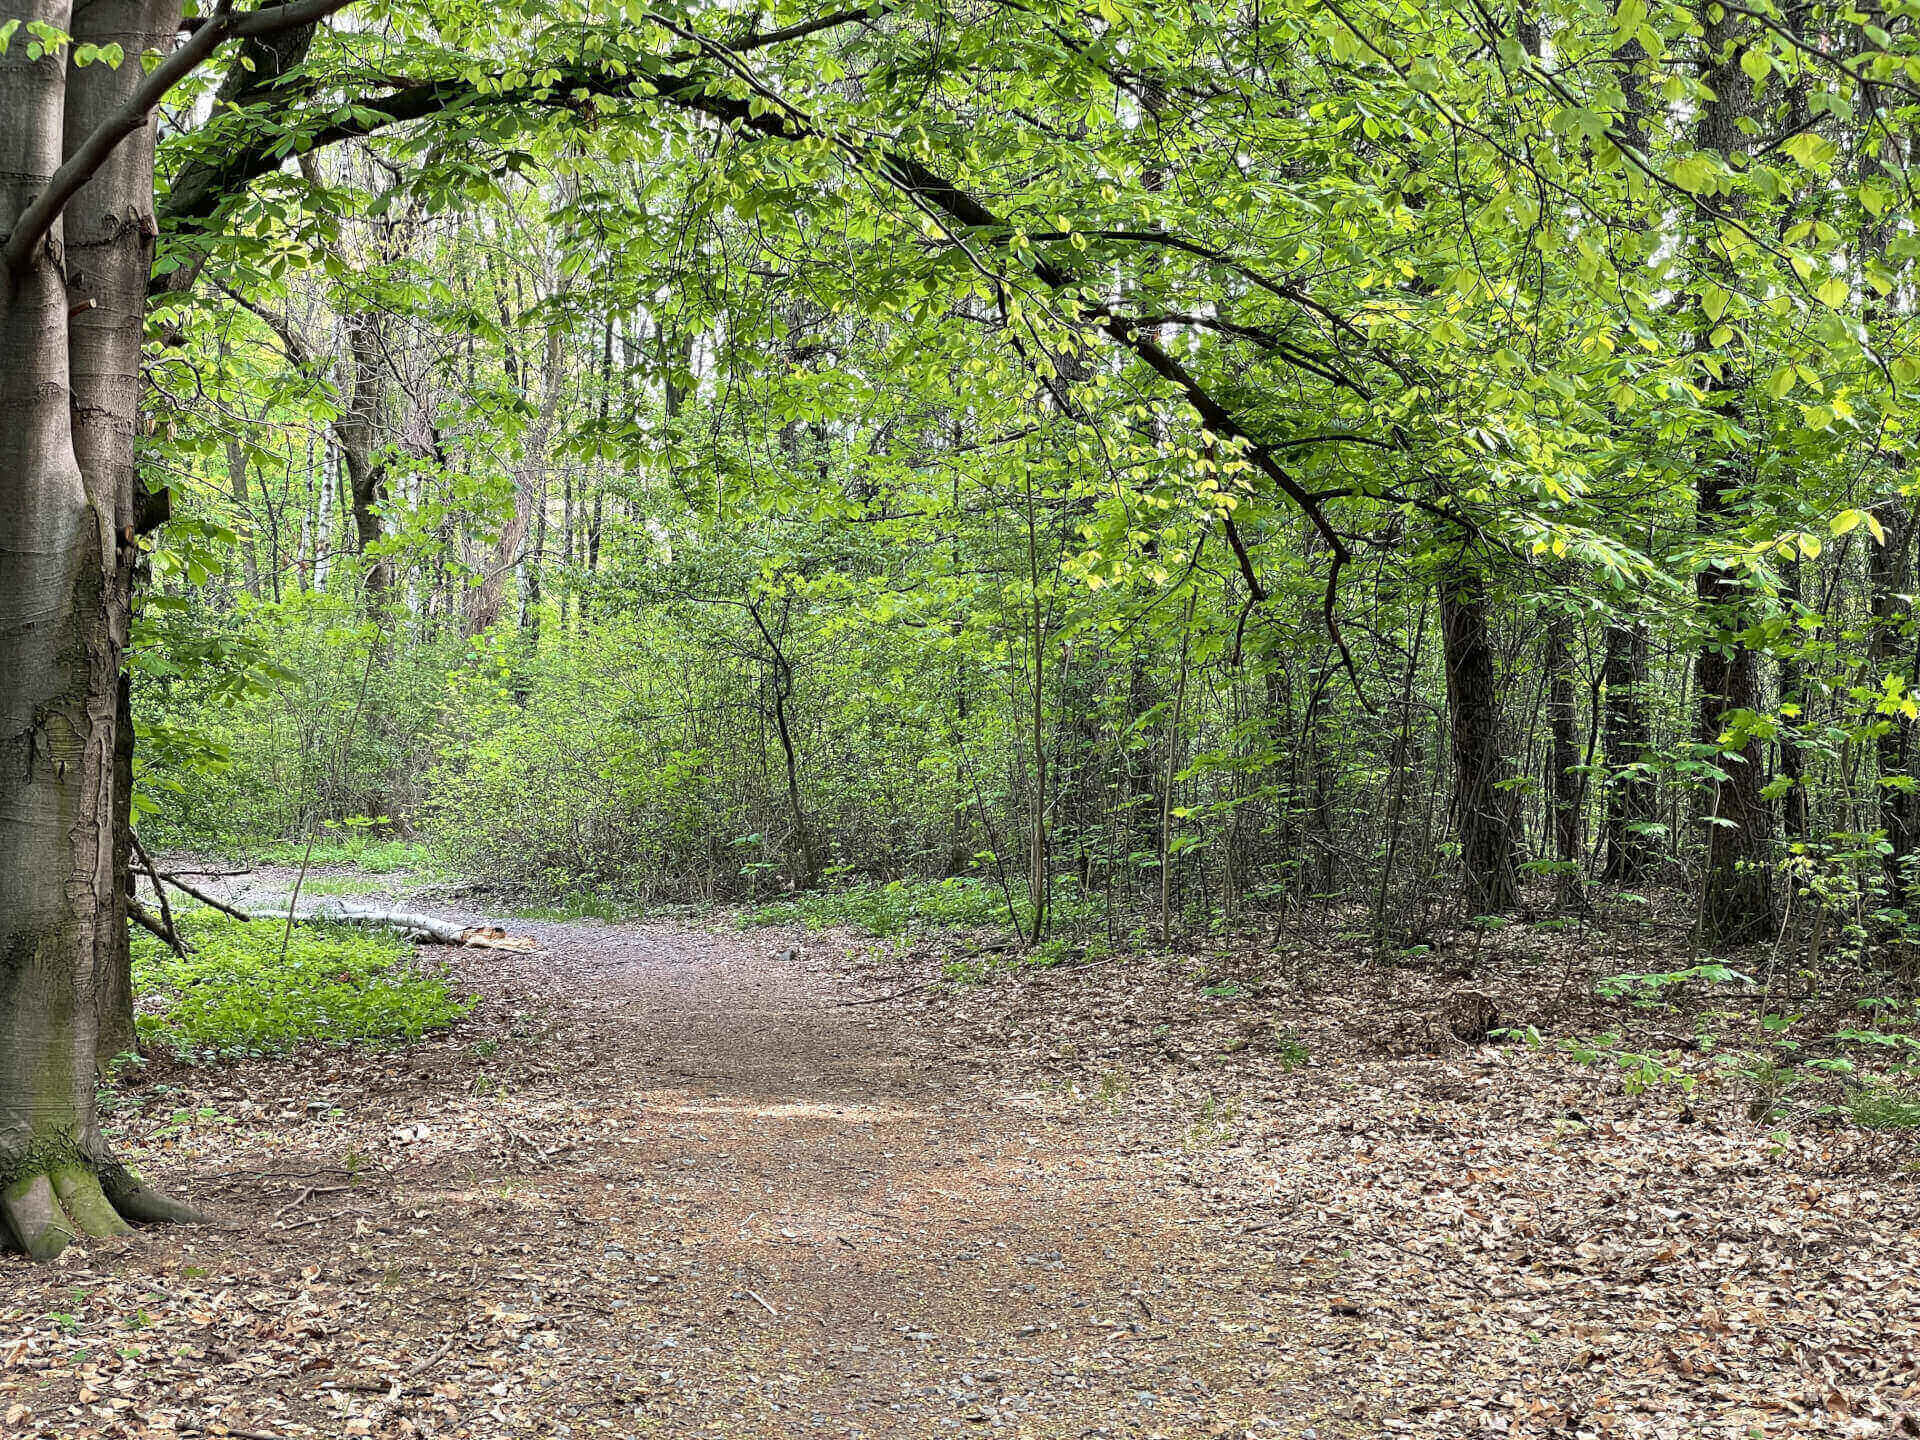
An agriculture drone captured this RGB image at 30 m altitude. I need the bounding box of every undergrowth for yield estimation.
[248,832,441,876]
[1510,964,1920,1132]
[506,892,642,922]
[743,877,1011,937]
[130,908,472,1060]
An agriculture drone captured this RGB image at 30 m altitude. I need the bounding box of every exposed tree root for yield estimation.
[1,1159,206,1260]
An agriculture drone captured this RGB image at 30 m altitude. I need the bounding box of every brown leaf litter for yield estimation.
[3,891,1917,1439]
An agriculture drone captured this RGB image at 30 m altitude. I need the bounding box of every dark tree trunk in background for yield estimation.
[748,602,818,891]
[1440,568,1520,913]
[224,433,261,596]
[336,312,391,596]
[1544,595,1584,908]
[1601,616,1656,882]
[1693,590,1774,945]
[1777,560,1810,844]
[1689,0,1773,948]
[1870,500,1917,898]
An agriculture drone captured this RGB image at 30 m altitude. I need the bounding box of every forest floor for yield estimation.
[2,870,1918,1440]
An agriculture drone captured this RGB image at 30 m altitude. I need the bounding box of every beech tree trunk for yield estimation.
[1440,568,1520,914]
[66,0,180,1070]
[1,0,199,1257]
[470,326,564,633]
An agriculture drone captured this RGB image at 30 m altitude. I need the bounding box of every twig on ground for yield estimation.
[407,1336,460,1378]
[277,1206,376,1233]
[506,1127,552,1163]
[748,1289,779,1317]
[829,980,939,1006]
[274,1183,351,1218]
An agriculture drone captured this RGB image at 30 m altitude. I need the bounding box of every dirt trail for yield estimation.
[1,889,1302,1439]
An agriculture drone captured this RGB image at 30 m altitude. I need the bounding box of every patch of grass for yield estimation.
[507,892,638,922]
[293,876,390,897]
[1183,1092,1240,1150]
[744,877,1011,937]
[1270,1027,1311,1070]
[251,834,441,875]
[131,907,472,1059]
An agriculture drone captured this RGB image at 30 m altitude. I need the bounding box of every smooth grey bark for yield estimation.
[1,0,198,1257]
[0,0,122,1258]
[66,0,180,1072]
[470,324,564,633]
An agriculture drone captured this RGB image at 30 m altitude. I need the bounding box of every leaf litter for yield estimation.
[1,890,1915,1439]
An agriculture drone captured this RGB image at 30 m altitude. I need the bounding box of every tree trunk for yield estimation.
[223,434,260,596]
[469,326,563,633]
[1777,560,1810,844]
[1440,568,1520,914]
[64,0,179,1068]
[1601,615,1657,882]
[1544,593,1584,909]
[95,673,139,1064]
[1689,0,1773,947]
[335,311,391,597]
[1870,500,1917,897]
[748,601,818,890]
[0,0,196,1258]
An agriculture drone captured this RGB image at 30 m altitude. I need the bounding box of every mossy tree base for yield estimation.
[1,1160,205,1260]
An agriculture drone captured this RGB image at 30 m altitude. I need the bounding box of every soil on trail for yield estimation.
[0,885,1297,1439]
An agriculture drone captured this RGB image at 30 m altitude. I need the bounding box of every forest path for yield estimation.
[2,878,1303,1440]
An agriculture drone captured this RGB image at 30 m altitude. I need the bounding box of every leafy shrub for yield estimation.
[131,908,472,1058]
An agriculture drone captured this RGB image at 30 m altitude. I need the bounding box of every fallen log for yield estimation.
[253,900,467,943]
[252,900,537,951]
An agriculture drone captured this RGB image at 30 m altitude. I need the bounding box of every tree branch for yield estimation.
[3,0,353,274]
